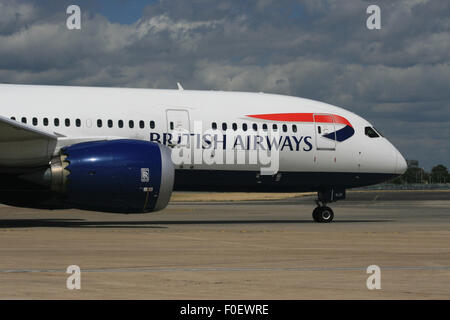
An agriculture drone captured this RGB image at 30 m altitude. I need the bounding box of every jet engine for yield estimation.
[46,139,174,213]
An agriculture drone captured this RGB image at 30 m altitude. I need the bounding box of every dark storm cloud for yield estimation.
[0,0,448,169]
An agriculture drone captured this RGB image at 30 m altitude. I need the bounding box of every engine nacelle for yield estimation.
[49,140,174,213]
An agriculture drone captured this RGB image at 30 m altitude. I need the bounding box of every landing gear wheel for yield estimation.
[312,206,334,223]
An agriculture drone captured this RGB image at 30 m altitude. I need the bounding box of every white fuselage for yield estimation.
[0,84,407,190]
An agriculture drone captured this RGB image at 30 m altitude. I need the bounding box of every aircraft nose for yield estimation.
[395,150,407,174]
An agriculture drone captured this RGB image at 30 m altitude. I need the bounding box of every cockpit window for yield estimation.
[373,127,384,137]
[365,126,380,138]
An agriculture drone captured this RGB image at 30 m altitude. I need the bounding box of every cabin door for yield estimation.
[166,109,191,147]
[314,114,336,151]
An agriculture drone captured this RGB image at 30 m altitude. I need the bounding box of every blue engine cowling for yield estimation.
[50,140,174,213]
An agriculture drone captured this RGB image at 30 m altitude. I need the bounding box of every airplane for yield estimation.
[0,84,407,223]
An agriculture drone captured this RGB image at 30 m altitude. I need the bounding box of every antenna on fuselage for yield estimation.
[177,82,184,91]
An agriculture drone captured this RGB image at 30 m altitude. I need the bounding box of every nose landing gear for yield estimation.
[312,188,345,223]
[312,203,334,223]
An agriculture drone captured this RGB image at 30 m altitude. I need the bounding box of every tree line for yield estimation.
[391,164,449,184]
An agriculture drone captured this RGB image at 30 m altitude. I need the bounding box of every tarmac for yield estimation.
[0,190,449,299]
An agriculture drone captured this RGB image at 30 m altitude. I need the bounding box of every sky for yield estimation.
[0,0,448,170]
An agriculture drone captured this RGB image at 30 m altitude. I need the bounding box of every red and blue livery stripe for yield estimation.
[246,113,355,142]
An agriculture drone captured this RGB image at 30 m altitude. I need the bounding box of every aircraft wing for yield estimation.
[0,115,58,168]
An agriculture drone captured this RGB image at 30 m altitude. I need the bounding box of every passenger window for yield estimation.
[97,119,102,128]
[272,124,278,131]
[139,120,145,129]
[212,122,217,130]
[65,118,70,127]
[33,118,38,126]
[118,120,124,128]
[242,123,248,131]
[282,124,287,132]
[54,118,59,127]
[292,124,297,133]
[43,118,49,126]
[21,117,27,124]
[76,119,81,127]
[170,122,174,130]
[232,123,237,131]
[222,123,227,131]
[365,127,379,138]
[252,123,258,131]
[108,120,113,128]
[129,120,134,129]
[262,124,268,131]
[150,121,155,129]
[10,116,16,120]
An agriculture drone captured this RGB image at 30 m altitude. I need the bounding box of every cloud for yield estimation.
[0,0,448,169]
[0,0,38,35]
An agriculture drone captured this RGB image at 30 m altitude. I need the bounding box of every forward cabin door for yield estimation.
[314,114,336,151]
[166,109,191,147]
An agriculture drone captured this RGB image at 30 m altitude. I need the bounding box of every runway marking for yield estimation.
[1,265,450,274]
